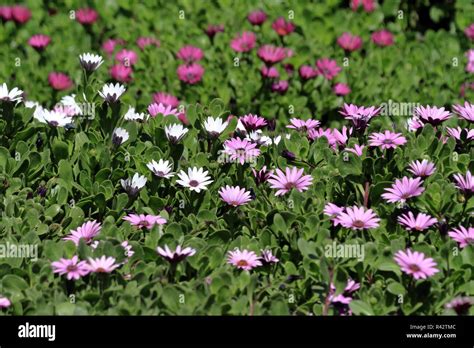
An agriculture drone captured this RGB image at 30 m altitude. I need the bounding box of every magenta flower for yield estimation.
[446,297,473,315]
[345,144,365,156]
[316,58,341,80]
[219,185,252,206]
[205,24,224,38]
[223,137,260,165]
[227,249,262,270]
[407,159,436,177]
[102,38,124,56]
[0,296,11,309]
[271,17,295,36]
[453,171,474,194]
[337,32,363,52]
[448,226,474,248]
[299,65,318,80]
[177,63,204,84]
[87,256,119,273]
[177,45,203,63]
[287,118,320,131]
[251,165,273,185]
[115,49,138,66]
[261,65,279,79]
[394,249,439,280]
[336,206,380,230]
[467,49,474,73]
[382,177,424,203]
[453,102,474,123]
[51,256,90,280]
[268,167,313,196]
[446,127,474,142]
[369,130,407,150]
[76,8,98,25]
[371,30,394,47]
[63,220,102,245]
[48,72,73,91]
[247,10,267,26]
[148,102,178,117]
[152,92,180,108]
[239,114,267,131]
[271,80,289,94]
[157,245,196,263]
[260,249,279,265]
[340,103,381,130]
[330,279,360,304]
[257,45,289,65]
[0,6,12,21]
[136,37,160,50]
[397,211,438,231]
[333,83,351,96]
[11,5,31,24]
[308,128,338,148]
[123,213,167,230]
[465,23,474,41]
[110,65,133,83]
[407,117,423,132]
[351,0,375,12]
[230,32,256,53]
[324,203,344,226]
[28,34,51,51]
[414,105,451,126]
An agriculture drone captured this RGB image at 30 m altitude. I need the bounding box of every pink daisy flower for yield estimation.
[136,37,160,50]
[271,80,289,94]
[261,65,279,79]
[382,177,424,203]
[219,185,252,206]
[157,245,196,263]
[316,58,341,80]
[333,83,351,96]
[453,171,474,194]
[76,8,98,25]
[48,72,73,91]
[110,65,133,83]
[251,165,273,185]
[152,92,179,108]
[257,45,289,65]
[324,203,344,225]
[247,10,267,26]
[414,105,451,126]
[230,32,256,53]
[271,17,295,36]
[205,24,224,38]
[102,38,125,56]
[337,32,363,52]
[351,0,375,12]
[115,49,138,66]
[0,296,11,309]
[336,206,380,230]
[369,130,407,150]
[63,221,102,245]
[339,103,381,130]
[397,211,438,231]
[299,65,318,80]
[123,213,167,230]
[453,101,474,123]
[446,297,473,315]
[239,114,267,131]
[223,137,260,165]
[148,102,178,117]
[28,34,51,51]
[260,249,279,265]
[51,256,90,280]
[287,118,320,131]
[11,5,31,24]
[227,249,262,270]
[0,7,12,21]
[407,159,436,177]
[177,45,204,63]
[268,167,313,196]
[371,30,394,47]
[307,128,338,148]
[87,256,119,273]
[448,226,474,248]
[394,249,440,280]
[446,127,474,142]
[332,126,352,147]
[345,144,365,156]
[177,63,204,84]
[465,23,474,41]
[330,279,360,304]
[407,117,424,132]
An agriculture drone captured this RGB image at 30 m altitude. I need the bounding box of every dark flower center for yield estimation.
[237,260,248,267]
[284,182,296,190]
[353,220,365,228]
[408,264,420,272]
[189,180,199,187]
[66,265,77,272]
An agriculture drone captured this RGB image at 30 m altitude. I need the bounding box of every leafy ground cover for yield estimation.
[0,0,473,315]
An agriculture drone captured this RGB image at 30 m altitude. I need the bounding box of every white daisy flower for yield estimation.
[79,52,104,72]
[147,159,174,179]
[176,167,213,193]
[34,108,72,127]
[120,173,147,196]
[203,116,229,137]
[0,83,23,103]
[246,130,272,146]
[99,83,126,103]
[165,124,188,143]
[112,127,129,146]
[124,106,148,122]
[58,94,82,116]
